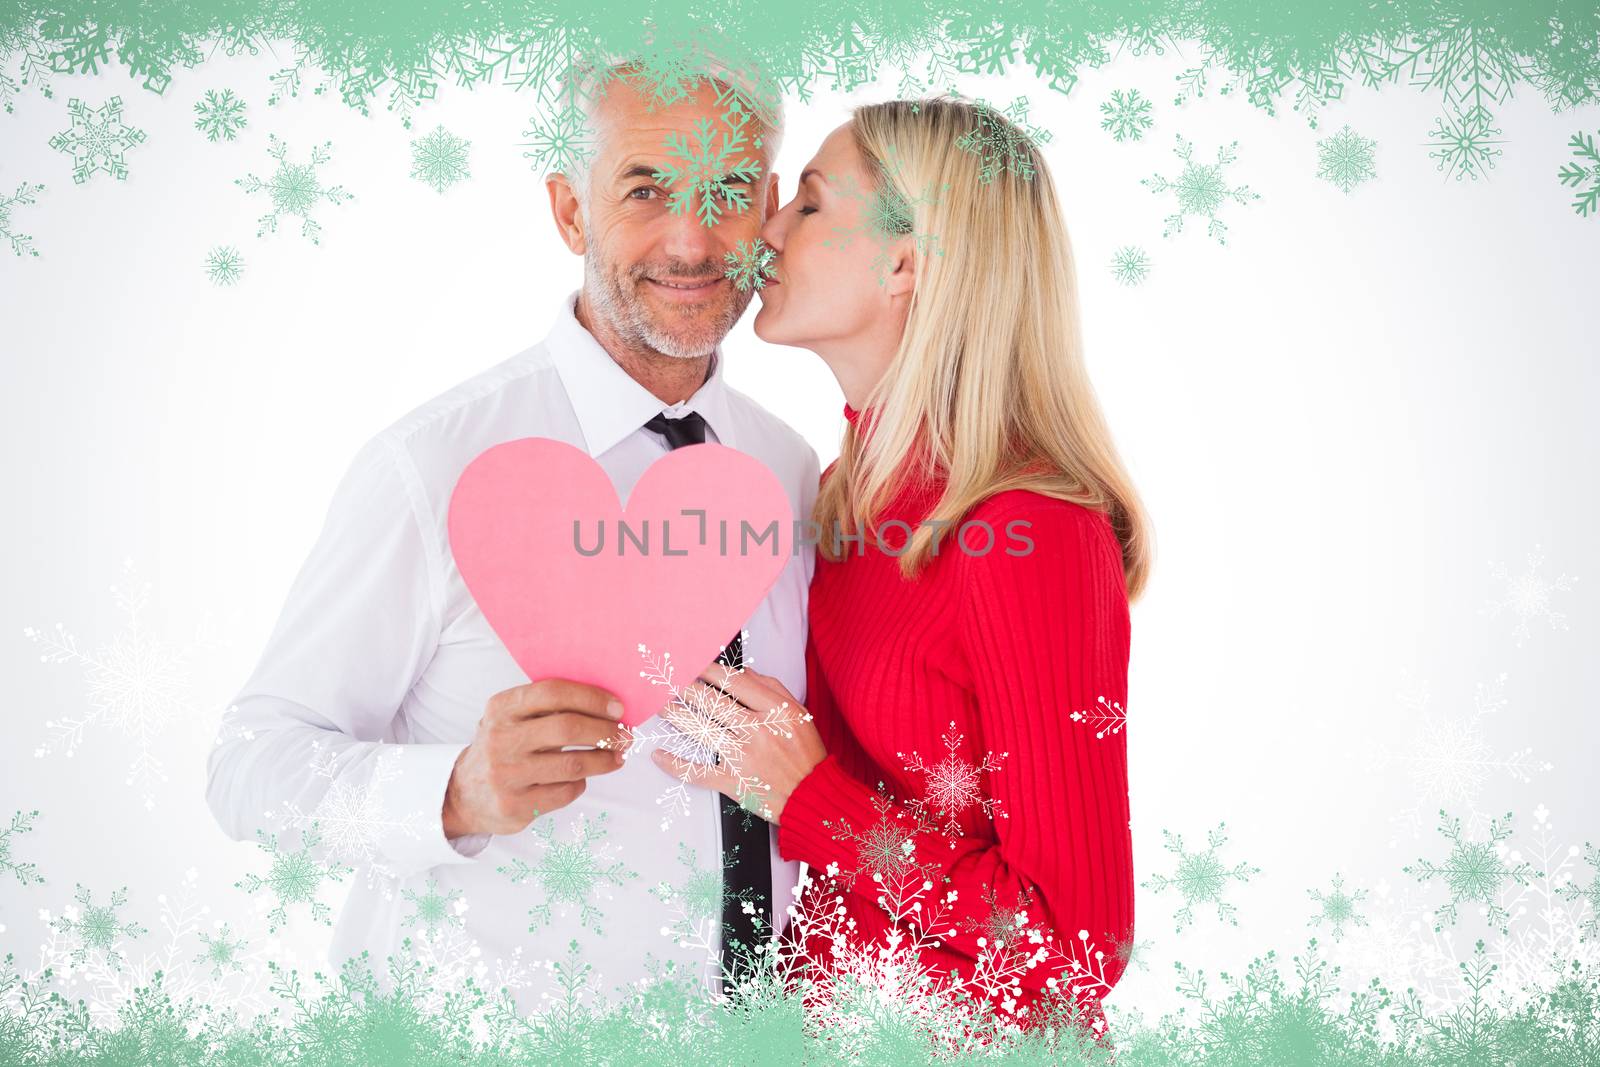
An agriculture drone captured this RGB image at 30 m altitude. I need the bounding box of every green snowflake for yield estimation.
[0,810,44,887]
[655,845,728,920]
[649,842,761,953]
[1381,21,1520,156]
[50,884,147,971]
[1140,822,1261,932]
[818,784,932,890]
[401,878,463,934]
[1109,247,1150,286]
[956,883,1035,947]
[955,95,1052,183]
[1,181,45,258]
[843,811,919,884]
[898,71,961,111]
[204,245,244,286]
[1556,841,1600,941]
[1106,926,1153,974]
[722,237,777,291]
[1557,129,1600,217]
[498,812,638,935]
[1425,108,1506,182]
[193,89,247,143]
[193,922,247,979]
[821,147,948,287]
[234,134,354,245]
[1316,124,1377,194]
[48,96,147,183]
[234,827,351,932]
[651,111,764,226]
[520,101,597,176]
[409,123,471,193]
[1404,809,1533,934]
[1306,872,1369,942]
[527,938,602,1060]
[1100,89,1154,143]
[1141,134,1260,245]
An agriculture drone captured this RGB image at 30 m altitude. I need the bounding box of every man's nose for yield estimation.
[658,200,726,262]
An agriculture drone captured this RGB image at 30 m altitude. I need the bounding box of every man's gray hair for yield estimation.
[551,47,786,220]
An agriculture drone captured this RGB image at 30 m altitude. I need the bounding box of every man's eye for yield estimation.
[630,186,662,200]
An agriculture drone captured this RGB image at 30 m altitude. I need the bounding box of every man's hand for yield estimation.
[442,678,631,838]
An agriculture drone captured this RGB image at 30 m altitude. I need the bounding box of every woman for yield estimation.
[652,96,1152,1042]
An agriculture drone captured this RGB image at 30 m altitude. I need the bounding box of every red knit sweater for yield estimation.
[776,402,1135,1034]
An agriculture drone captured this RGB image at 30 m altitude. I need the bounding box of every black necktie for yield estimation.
[643,409,773,993]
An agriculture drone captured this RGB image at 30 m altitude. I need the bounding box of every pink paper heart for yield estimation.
[447,437,794,726]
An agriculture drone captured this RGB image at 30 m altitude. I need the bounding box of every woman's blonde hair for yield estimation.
[813,95,1153,602]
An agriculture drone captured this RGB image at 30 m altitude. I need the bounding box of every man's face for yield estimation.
[569,78,779,360]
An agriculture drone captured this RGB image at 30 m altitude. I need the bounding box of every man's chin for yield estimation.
[639,327,721,360]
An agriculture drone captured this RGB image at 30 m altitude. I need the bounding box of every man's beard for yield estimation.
[582,238,750,360]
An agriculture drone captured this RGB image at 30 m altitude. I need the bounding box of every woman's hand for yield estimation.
[649,663,827,824]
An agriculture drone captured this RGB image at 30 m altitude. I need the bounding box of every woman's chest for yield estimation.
[807,545,983,770]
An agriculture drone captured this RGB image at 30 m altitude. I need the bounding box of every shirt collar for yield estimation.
[542,287,737,457]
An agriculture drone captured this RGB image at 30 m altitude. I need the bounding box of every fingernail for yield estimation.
[606,699,624,718]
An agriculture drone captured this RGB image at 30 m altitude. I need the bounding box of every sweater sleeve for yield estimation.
[778,493,1135,1014]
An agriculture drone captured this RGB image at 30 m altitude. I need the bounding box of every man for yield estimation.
[204,58,818,1015]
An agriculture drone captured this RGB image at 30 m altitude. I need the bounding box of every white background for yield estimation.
[2,40,1597,1029]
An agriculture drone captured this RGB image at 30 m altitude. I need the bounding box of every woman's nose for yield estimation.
[759,210,784,252]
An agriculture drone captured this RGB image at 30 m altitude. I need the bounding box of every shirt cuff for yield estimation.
[369,742,489,878]
[777,753,890,873]
[448,832,492,858]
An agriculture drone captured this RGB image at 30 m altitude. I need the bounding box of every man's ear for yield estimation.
[765,172,780,219]
[547,174,587,255]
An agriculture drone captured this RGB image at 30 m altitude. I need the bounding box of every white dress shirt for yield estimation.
[206,288,819,1012]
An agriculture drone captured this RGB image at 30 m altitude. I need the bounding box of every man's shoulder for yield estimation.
[382,345,557,443]
[359,344,573,482]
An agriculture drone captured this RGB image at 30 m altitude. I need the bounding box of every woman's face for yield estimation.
[753,122,913,388]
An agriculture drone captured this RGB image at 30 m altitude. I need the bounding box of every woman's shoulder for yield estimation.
[957,490,1122,569]
[966,488,1112,530]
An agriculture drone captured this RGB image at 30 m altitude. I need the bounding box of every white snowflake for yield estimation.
[779,848,1108,1050]
[33,867,274,1027]
[23,557,224,809]
[400,894,532,1024]
[1070,695,1127,738]
[649,842,732,954]
[1367,671,1552,847]
[626,634,815,821]
[897,721,1008,844]
[1328,803,1600,1018]
[276,740,429,894]
[1481,544,1577,646]
[653,781,693,831]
